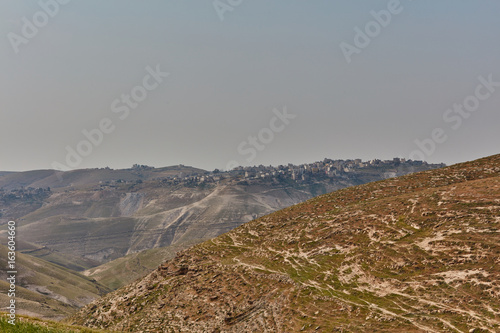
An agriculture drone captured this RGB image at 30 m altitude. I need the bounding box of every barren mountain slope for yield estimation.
[0,245,110,320]
[1,161,440,269]
[82,240,203,290]
[12,182,319,264]
[72,154,500,332]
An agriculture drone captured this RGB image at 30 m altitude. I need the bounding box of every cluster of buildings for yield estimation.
[0,186,51,202]
[151,158,445,186]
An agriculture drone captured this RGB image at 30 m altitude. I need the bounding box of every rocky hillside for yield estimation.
[0,159,441,320]
[82,241,202,290]
[72,154,500,332]
[0,159,440,269]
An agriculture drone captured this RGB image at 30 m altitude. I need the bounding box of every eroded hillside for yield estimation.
[0,245,110,320]
[0,160,439,268]
[72,155,500,332]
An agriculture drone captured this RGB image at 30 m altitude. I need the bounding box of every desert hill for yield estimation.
[72,154,500,332]
[1,159,440,269]
[82,241,202,290]
[0,245,109,320]
[0,165,205,191]
[0,158,443,320]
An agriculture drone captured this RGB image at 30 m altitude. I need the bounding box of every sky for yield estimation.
[1,0,499,172]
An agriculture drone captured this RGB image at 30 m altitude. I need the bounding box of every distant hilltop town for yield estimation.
[101,158,446,188]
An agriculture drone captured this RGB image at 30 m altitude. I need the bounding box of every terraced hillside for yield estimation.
[72,154,500,332]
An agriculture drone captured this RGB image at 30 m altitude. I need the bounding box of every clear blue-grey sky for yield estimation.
[1,0,499,171]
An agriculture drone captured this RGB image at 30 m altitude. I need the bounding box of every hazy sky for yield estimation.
[1,1,499,171]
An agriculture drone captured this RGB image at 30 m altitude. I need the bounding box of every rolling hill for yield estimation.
[0,245,110,320]
[0,158,444,321]
[0,165,205,191]
[71,154,500,332]
[82,240,203,290]
[1,159,441,271]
